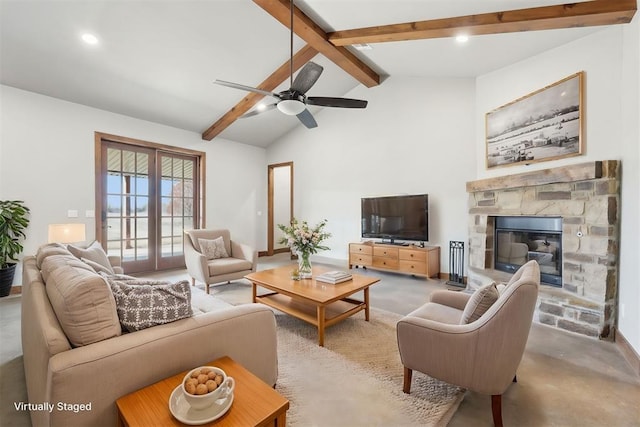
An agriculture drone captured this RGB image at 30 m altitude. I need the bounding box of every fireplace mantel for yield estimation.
[466,160,618,193]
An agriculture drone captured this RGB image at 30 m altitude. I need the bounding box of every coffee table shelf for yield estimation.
[256,292,366,327]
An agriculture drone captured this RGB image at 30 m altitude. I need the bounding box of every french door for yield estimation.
[97,134,203,273]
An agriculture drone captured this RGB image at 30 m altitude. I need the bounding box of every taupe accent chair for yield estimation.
[184,229,257,293]
[397,260,540,427]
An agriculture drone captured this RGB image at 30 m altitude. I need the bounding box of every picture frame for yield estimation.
[485,71,584,169]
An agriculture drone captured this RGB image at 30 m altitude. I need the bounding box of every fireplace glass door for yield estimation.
[494,216,562,286]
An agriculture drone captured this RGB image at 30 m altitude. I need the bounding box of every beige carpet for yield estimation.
[211,282,465,426]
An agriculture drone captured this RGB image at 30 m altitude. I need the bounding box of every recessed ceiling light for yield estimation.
[257,104,267,111]
[81,33,99,45]
[353,43,373,51]
[455,35,469,43]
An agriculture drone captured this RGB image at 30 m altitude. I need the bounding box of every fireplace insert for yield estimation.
[494,216,562,286]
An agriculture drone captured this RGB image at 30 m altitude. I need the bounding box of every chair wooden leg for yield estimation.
[403,367,412,394]
[205,284,209,294]
[491,394,503,427]
[191,277,195,286]
[513,375,517,383]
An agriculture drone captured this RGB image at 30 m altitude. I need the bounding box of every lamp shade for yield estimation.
[48,224,86,244]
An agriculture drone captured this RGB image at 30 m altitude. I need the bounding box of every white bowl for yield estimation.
[181,366,235,411]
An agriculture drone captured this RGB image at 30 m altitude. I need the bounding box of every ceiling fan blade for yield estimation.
[291,62,323,94]
[307,97,368,108]
[296,109,318,129]
[214,80,279,98]
[241,103,278,118]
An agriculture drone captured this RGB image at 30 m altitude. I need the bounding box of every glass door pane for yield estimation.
[157,153,197,269]
[102,143,155,273]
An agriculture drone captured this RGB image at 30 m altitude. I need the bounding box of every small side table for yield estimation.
[116,356,289,426]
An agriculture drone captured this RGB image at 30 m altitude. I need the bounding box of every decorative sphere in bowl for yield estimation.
[181,366,235,410]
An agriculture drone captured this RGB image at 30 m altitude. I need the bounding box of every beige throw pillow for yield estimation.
[108,279,193,332]
[82,257,114,275]
[496,283,507,295]
[46,265,121,346]
[460,282,499,324]
[68,241,114,274]
[198,237,229,260]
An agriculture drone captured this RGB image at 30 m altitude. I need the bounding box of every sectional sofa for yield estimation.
[21,243,277,426]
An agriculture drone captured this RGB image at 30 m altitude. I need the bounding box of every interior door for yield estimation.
[267,162,293,256]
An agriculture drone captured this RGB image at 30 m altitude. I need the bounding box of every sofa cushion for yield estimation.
[108,279,193,332]
[207,257,253,276]
[460,282,499,324]
[46,265,121,346]
[199,237,229,260]
[35,243,73,269]
[190,286,233,315]
[68,241,114,274]
[40,254,94,282]
[407,302,463,325]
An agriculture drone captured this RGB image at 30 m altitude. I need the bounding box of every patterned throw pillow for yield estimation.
[198,237,229,260]
[108,279,193,332]
[460,282,499,324]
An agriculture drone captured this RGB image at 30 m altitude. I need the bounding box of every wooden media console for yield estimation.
[349,242,440,278]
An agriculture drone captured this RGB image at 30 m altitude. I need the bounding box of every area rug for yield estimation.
[210,282,465,426]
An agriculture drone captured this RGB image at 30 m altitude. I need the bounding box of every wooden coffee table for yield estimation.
[245,265,380,346]
[116,356,289,426]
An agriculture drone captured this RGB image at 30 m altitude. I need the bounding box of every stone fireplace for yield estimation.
[466,161,620,340]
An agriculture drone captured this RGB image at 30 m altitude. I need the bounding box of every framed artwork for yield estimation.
[485,71,584,169]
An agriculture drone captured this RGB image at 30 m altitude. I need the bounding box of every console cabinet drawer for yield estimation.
[399,260,427,274]
[399,249,427,262]
[350,244,372,255]
[373,256,399,269]
[373,247,399,259]
[350,254,372,266]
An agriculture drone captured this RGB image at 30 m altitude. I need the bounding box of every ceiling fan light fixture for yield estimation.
[277,99,306,115]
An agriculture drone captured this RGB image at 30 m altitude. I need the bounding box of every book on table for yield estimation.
[316,271,353,284]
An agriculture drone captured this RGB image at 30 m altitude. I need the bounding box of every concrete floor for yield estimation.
[3,254,639,426]
[253,254,640,426]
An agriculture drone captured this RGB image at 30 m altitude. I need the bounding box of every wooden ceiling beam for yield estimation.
[202,44,318,141]
[252,0,380,88]
[328,0,637,46]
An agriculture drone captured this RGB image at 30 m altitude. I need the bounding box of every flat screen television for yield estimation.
[361,194,429,243]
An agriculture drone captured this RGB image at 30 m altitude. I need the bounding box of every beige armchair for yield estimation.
[397,260,540,427]
[184,229,257,293]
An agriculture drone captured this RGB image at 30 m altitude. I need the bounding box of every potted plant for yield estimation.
[0,200,30,297]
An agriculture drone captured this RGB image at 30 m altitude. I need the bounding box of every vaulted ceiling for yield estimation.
[0,1,635,147]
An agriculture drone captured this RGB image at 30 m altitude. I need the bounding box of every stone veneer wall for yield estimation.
[466,161,620,340]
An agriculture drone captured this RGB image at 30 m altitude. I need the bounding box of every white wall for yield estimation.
[619,16,640,358]
[266,76,476,271]
[475,23,640,354]
[0,85,266,282]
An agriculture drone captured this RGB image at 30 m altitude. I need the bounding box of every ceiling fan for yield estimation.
[213,0,368,129]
